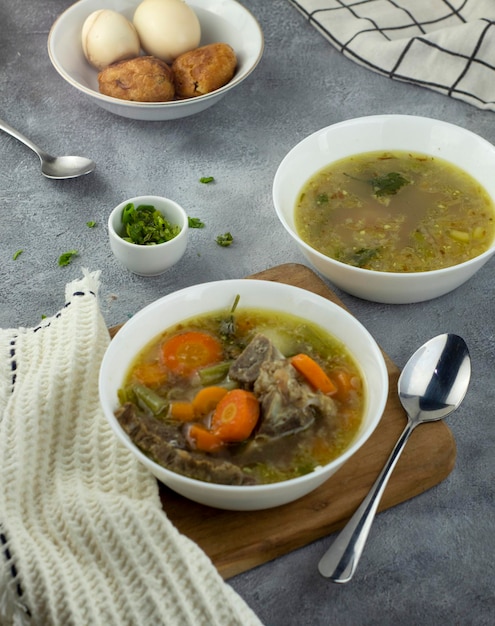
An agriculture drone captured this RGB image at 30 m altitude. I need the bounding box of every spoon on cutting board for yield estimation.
[0,117,95,179]
[318,333,471,583]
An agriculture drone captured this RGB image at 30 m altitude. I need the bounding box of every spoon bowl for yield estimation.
[39,154,96,180]
[318,333,471,583]
[0,117,95,179]
[398,334,471,423]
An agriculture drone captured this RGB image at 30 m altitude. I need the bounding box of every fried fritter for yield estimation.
[98,55,175,102]
[172,43,237,98]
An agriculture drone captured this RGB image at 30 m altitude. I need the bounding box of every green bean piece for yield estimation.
[133,384,168,415]
[198,361,232,385]
[118,387,134,405]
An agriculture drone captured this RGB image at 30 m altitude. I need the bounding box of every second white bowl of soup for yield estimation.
[273,115,495,303]
[99,279,388,510]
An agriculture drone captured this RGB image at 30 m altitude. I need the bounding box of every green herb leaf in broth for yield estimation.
[343,171,410,197]
[337,247,379,268]
[370,172,410,196]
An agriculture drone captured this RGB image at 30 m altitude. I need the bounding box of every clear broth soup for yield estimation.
[295,150,495,272]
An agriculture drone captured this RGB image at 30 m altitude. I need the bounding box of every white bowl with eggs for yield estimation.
[48,0,264,121]
[99,278,389,510]
[273,115,495,304]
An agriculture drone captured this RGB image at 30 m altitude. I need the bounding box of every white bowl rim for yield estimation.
[273,114,495,279]
[47,0,264,110]
[99,278,389,494]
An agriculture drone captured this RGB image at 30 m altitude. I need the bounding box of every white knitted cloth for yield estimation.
[0,270,262,626]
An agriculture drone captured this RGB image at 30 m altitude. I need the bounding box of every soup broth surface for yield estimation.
[116,306,365,485]
[295,151,495,272]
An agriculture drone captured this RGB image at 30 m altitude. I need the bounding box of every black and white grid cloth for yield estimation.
[288,0,495,111]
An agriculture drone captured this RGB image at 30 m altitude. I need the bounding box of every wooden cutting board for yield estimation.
[111,263,456,580]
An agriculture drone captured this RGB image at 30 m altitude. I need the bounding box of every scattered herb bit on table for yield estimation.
[188,217,205,228]
[86,220,96,228]
[121,203,181,245]
[199,176,214,184]
[58,250,78,266]
[12,249,23,260]
[216,232,234,247]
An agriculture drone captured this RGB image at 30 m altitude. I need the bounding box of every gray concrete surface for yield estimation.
[1,1,494,624]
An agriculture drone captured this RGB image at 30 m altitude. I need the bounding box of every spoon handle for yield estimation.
[318,419,416,582]
[0,117,47,160]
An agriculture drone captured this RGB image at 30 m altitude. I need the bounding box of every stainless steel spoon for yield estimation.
[0,117,95,179]
[318,333,471,583]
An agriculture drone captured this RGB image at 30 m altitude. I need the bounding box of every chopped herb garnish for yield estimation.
[344,171,410,196]
[216,232,234,247]
[316,193,329,205]
[200,176,214,184]
[58,250,78,266]
[370,172,409,196]
[86,220,96,228]
[337,247,380,268]
[188,217,205,228]
[120,203,181,245]
[12,249,23,260]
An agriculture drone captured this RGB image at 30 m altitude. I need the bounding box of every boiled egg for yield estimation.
[82,10,141,71]
[133,0,201,64]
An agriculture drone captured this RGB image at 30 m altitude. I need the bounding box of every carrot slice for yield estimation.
[192,386,229,416]
[291,353,337,395]
[211,389,260,442]
[161,331,223,377]
[169,401,195,422]
[188,424,224,452]
[331,369,355,401]
[132,362,168,387]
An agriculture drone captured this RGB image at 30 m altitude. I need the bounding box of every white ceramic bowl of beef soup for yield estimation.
[48,0,264,120]
[273,115,495,304]
[99,279,388,510]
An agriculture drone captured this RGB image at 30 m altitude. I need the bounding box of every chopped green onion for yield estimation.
[188,217,205,228]
[12,249,23,260]
[120,203,181,245]
[200,176,214,184]
[216,232,234,247]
